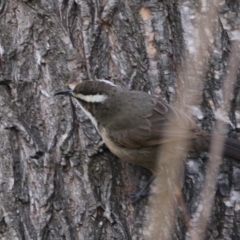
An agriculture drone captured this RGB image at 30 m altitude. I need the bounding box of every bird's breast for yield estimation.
[99,127,158,171]
[99,127,125,158]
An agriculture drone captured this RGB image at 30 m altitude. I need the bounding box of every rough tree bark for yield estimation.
[0,0,240,239]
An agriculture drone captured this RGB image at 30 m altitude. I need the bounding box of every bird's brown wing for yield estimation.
[104,97,197,148]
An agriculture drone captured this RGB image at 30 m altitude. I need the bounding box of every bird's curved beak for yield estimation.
[54,89,73,96]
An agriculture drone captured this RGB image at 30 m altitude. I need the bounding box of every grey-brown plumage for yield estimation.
[55,80,240,172]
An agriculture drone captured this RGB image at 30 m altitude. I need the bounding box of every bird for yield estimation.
[54,80,240,200]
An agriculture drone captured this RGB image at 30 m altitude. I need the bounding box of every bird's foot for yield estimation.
[125,175,155,203]
[126,191,150,203]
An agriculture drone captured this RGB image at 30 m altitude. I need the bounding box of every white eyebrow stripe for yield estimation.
[74,93,108,103]
[97,79,116,86]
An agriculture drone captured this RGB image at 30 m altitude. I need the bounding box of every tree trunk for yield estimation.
[0,0,240,239]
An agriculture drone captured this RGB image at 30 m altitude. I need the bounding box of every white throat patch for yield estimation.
[73,99,99,130]
[73,93,108,103]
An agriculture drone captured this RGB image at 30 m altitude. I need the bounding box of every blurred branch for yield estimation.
[143,0,240,239]
[189,38,240,240]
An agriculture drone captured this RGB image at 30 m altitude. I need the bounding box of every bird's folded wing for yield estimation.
[105,97,197,148]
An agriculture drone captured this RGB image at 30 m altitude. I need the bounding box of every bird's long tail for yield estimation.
[223,138,240,161]
[191,132,240,161]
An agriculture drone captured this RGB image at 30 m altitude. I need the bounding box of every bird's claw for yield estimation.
[125,191,150,203]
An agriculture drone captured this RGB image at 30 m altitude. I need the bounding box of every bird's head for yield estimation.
[54,79,117,100]
[54,79,120,128]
